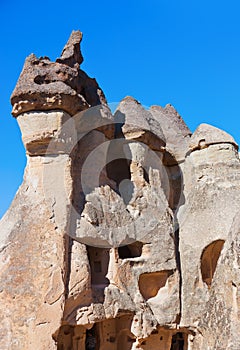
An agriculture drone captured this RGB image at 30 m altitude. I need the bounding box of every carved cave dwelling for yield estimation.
[0,30,240,350]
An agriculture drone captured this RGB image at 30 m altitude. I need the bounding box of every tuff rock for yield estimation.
[11,30,107,117]
[0,31,240,350]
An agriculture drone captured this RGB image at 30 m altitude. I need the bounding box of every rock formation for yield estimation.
[0,30,239,350]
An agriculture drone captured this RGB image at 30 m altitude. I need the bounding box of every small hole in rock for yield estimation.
[118,241,143,259]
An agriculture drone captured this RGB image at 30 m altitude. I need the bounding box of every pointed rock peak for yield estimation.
[56,30,83,67]
[114,96,149,127]
[11,30,106,117]
[114,96,166,148]
[150,104,191,136]
[25,53,38,62]
[120,96,141,104]
[149,104,191,164]
[189,123,238,151]
[151,103,176,113]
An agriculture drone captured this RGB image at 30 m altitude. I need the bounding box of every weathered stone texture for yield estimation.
[0,155,70,349]
[198,214,240,350]
[1,31,240,350]
[178,136,240,328]
[150,104,191,164]
[11,30,107,117]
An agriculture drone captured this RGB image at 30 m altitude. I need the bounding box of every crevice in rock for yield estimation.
[174,227,182,324]
[63,234,73,303]
[164,163,184,211]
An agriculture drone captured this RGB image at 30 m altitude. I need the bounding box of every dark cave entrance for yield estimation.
[118,241,143,259]
[85,325,99,350]
[170,332,185,350]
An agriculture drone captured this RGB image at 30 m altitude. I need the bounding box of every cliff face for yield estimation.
[0,31,239,350]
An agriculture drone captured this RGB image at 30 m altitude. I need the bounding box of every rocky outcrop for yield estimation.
[11,30,107,117]
[150,104,191,164]
[193,213,240,349]
[178,124,240,336]
[189,123,238,151]
[1,31,240,350]
[0,141,72,349]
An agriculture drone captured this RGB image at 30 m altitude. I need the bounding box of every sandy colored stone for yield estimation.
[189,123,238,151]
[178,141,240,329]
[1,29,240,350]
[195,213,240,350]
[0,155,71,349]
[17,110,77,155]
[150,104,191,164]
[116,96,166,151]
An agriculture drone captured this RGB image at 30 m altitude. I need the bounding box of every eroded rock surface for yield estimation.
[150,104,191,164]
[1,30,240,350]
[11,30,107,117]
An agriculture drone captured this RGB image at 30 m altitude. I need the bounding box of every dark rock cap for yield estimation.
[56,30,83,67]
[11,30,107,117]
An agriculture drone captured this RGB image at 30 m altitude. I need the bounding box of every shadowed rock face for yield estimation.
[1,31,240,350]
[11,30,107,117]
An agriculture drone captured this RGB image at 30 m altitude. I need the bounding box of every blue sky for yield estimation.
[0,0,240,218]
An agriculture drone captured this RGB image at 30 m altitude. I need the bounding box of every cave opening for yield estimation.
[201,239,225,288]
[118,241,143,259]
[85,325,98,350]
[87,246,110,287]
[170,332,185,350]
[106,158,131,188]
[138,271,172,300]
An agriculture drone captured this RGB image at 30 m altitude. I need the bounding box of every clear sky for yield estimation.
[1,0,240,218]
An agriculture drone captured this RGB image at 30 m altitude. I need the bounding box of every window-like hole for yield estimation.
[170,332,186,350]
[201,239,225,288]
[106,158,131,187]
[85,325,98,350]
[118,241,143,259]
[143,167,149,183]
[105,158,134,204]
[138,270,173,300]
[87,246,110,286]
